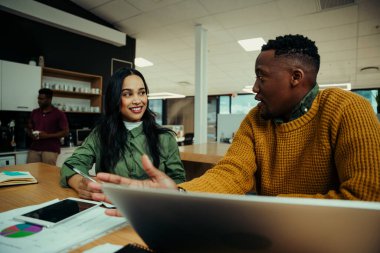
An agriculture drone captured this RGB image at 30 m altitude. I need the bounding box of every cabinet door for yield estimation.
[15,152,28,165]
[1,60,41,111]
[0,61,2,109]
[56,147,77,167]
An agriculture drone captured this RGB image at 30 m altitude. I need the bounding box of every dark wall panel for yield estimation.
[0,2,135,150]
[0,10,135,89]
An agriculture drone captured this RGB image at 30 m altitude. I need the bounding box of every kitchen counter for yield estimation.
[0,146,78,156]
[0,149,29,166]
[0,149,28,156]
[0,147,79,167]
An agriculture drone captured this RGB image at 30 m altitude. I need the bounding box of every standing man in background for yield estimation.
[27,88,69,165]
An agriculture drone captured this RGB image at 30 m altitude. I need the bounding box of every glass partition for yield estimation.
[352,89,379,114]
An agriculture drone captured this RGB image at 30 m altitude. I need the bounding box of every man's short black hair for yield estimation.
[262,34,320,72]
[39,88,53,99]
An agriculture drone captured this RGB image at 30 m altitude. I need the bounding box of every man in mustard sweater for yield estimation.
[90,34,380,213]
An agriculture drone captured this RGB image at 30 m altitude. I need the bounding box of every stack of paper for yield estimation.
[0,199,128,253]
[0,171,37,186]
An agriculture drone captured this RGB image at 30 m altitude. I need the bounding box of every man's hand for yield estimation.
[37,131,48,139]
[89,154,177,217]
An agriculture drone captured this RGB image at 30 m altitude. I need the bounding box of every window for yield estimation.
[231,94,258,114]
[149,99,163,125]
[208,97,217,141]
[352,89,379,113]
[219,96,230,114]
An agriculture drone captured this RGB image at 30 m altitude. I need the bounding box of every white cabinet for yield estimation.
[56,147,77,168]
[56,146,95,175]
[0,61,2,109]
[15,151,28,164]
[1,60,41,111]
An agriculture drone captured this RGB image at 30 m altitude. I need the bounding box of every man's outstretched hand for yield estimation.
[88,154,178,217]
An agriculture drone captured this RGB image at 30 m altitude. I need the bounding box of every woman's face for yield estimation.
[120,74,148,122]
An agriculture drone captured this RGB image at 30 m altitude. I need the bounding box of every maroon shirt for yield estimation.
[29,107,68,153]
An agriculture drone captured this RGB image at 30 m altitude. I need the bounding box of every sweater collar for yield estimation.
[273,84,319,124]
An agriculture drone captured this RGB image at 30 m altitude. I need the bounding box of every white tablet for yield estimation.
[14,197,101,228]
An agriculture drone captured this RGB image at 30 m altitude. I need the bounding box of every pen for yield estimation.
[64,162,97,183]
[63,162,115,209]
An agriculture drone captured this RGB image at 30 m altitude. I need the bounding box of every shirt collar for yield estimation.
[124,121,144,138]
[123,121,142,131]
[273,84,319,124]
[38,106,55,114]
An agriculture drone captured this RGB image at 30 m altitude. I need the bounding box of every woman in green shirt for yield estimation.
[60,68,186,199]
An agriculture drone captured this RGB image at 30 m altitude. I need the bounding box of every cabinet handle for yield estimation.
[17,106,29,109]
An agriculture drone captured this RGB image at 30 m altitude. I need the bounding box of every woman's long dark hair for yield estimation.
[96,67,172,172]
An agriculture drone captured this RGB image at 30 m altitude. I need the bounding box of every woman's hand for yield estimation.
[68,174,100,200]
[89,154,178,217]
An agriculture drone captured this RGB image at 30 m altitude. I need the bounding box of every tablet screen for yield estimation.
[21,199,97,223]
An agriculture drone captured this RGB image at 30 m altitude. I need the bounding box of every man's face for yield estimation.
[37,94,51,109]
[253,50,297,121]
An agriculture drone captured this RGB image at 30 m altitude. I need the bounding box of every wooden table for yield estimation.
[179,143,230,180]
[179,143,230,164]
[0,163,145,252]
[0,145,231,250]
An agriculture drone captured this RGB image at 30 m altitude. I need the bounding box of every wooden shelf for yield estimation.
[42,67,103,112]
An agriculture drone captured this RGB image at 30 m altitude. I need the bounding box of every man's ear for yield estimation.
[291,69,304,87]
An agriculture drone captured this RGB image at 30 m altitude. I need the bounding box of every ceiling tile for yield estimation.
[317,38,357,53]
[213,2,280,29]
[304,23,357,42]
[148,1,209,26]
[227,21,289,41]
[127,0,182,12]
[358,47,380,58]
[276,0,318,17]
[358,19,380,36]
[358,34,380,48]
[286,5,358,33]
[198,0,269,14]
[116,13,163,35]
[90,0,141,23]
[358,0,380,21]
[357,57,380,69]
[71,0,110,10]
[70,0,380,93]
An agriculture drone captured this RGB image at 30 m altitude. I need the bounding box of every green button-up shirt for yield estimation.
[60,124,186,186]
[273,84,319,124]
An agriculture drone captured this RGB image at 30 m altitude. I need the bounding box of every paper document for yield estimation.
[0,171,37,186]
[0,199,128,253]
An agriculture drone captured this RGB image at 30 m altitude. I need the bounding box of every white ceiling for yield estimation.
[70,0,380,96]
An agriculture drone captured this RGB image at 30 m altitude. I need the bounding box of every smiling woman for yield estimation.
[60,68,186,200]
[120,75,148,122]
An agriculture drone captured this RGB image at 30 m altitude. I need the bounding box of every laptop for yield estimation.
[102,184,380,253]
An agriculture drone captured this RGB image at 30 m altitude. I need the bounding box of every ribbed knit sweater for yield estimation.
[180,88,380,201]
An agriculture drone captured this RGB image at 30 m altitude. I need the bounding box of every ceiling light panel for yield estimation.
[135,57,154,67]
[238,37,266,52]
